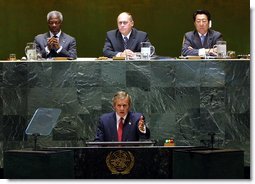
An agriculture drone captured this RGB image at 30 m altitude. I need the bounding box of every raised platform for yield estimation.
[0,58,250,168]
[3,146,244,179]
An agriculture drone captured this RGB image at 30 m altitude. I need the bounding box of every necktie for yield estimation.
[117,118,124,141]
[201,35,205,45]
[123,37,128,49]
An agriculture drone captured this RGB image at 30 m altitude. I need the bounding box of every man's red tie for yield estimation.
[118,118,124,141]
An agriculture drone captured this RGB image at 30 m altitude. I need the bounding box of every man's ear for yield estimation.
[131,20,134,27]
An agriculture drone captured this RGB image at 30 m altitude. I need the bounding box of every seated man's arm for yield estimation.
[103,35,119,58]
[58,37,77,59]
[34,35,48,58]
[181,34,199,56]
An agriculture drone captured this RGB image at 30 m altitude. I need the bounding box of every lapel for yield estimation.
[128,28,137,49]
[194,31,203,48]
[59,32,66,47]
[110,113,118,141]
[44,32,51,46]
[122,112,132,140]
[205,30,214,48]
[116,31,125,50]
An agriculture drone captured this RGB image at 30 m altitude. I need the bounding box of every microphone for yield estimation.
[209,20,212,28]
[208,132,216,149]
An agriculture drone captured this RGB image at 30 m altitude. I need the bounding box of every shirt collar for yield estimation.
[198,32,207,37]
[49,30,62,38]
[116,113,127,124]
[122,30,132,40]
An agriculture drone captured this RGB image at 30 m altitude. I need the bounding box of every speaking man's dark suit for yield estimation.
[95,112,150,142]
[34,32,77,59]
[181,29,223,56]
[103,28,150,58]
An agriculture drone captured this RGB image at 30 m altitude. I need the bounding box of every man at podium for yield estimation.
[95,91,150,142]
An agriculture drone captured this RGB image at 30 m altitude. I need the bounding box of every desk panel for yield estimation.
[49,146,195,179]
[0,59,250,167]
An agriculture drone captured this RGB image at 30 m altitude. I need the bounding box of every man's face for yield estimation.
[117,13,134,36]
[113,97,130,118]
[194,14,209,35]
[48,16,61,35]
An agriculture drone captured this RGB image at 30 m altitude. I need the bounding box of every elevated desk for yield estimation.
[0,58,250,169]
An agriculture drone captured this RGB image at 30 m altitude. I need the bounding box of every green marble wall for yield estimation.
[0,0,250,59]
[0,60,250,168]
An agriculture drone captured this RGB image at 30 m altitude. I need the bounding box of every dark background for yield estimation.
[0,0,250,59]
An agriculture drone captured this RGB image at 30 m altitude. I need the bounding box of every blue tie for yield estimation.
[123,37,128,49]
[201,35,205,45]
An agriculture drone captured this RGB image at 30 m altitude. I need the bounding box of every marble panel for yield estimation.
[0,60,250,167]
[175,61,201,87]
[151,61,175,87]
[200,62,226,87]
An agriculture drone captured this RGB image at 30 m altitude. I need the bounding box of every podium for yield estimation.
[49,145,196,179]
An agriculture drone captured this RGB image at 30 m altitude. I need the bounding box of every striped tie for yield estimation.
[123,37,128,49]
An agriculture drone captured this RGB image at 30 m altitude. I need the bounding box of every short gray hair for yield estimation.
[47,10,63,22]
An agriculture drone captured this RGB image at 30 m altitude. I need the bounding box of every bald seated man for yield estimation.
[103,12,153,58]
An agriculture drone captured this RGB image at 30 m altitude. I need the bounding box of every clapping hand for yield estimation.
[47,37,60,50]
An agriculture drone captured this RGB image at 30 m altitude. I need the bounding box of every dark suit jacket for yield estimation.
[94,112,150,142]
[34,32,77,59]
[103,28,150,58]
[181,29,223,56]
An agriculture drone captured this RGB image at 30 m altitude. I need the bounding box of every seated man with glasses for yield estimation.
[103,12,153,58]
[34,10,77,59]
